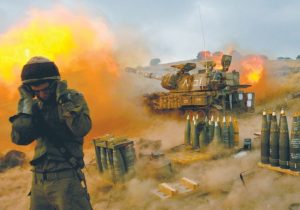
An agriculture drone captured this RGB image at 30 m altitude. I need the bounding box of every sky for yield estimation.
[1,0,300,63]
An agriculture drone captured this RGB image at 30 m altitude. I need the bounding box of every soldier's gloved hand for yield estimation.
[18,84,34,115]
[56,81,83,117]
[56,80,67,102]
[60,98,83,118]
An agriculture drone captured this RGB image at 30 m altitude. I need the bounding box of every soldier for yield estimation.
[9,56,93,210]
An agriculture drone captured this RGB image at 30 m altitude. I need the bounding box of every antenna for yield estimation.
[197,4,206,60]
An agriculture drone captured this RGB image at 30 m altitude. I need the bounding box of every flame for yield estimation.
[0,8,118,86]
[197,51,212,59]
[212,51,224,70]
[0,7,153,152]
[198,51,224,70]
[240,56,265,84]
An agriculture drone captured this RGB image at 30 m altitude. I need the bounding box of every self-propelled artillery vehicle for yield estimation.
[128,55,255,116]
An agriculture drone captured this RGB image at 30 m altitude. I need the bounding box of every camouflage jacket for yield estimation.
[10,80,92,171]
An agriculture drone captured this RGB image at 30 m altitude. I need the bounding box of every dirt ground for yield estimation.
[1,105,300,210]
[2,61,300,210]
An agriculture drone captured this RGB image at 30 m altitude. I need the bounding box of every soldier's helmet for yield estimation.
[21,56,60,84]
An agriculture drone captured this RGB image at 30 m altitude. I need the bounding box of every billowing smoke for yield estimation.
[85,113,300,210]
[0,6,161,152]
[229,52,300,105]
[198,47,298,105]
[2,6,300,210]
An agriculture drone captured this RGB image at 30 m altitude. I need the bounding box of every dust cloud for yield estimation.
[230,54,300,105]
[3,111,300,210]
[1,6,300,210]
[0,6,165,152]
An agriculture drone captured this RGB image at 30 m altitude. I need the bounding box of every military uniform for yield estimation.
[10,57,93,210]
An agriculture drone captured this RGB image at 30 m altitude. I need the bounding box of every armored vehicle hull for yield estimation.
[144,89,254,116]
[128,54,255,115]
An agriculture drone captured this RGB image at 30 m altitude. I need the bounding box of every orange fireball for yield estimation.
[212,51,224,70]
[240,56,265,84]
[0,7,117,87]
[0,7,120,151]
[0,7,155,152]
